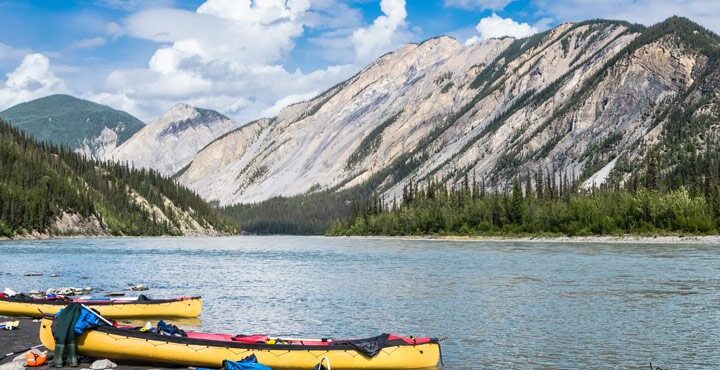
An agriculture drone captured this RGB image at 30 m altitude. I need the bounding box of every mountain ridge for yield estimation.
[110,103,240,176]
[178,19,641,203]
[2,17,717,235]
[188,16,720,232]
[0,94,145,160]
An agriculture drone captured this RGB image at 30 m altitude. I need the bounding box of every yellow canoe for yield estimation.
[39,318,440,369]
[0,296,201,318]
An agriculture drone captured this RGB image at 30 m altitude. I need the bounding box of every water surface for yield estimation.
[2,236,719,368]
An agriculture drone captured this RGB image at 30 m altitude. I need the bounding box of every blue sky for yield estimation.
[0,0,717,122]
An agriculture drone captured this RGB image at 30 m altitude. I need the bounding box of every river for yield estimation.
[2,236,719,368]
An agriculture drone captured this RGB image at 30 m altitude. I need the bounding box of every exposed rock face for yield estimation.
[178,17,720,206]
[126,187,223,236]
[179,118,273,201]
[51,212,108,236]
[110,104,239,176]
[77,126,123,160]
[20,191,224,238]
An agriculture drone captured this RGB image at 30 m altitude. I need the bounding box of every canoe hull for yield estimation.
[0,297,202,318]
[39,319,439,369]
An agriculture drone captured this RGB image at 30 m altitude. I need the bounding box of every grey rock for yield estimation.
[109,104,240,176]
[89,359,117,370]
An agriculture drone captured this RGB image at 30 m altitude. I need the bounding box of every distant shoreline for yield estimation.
[335,234,720,244]
[0,232,233,241]
[3,234,720,244]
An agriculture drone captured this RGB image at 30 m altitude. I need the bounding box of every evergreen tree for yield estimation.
[0,119,236,237]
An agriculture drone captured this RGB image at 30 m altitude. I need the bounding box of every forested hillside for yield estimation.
[0,119,236,238]
[0,94,144,160]
[221,191,353,235]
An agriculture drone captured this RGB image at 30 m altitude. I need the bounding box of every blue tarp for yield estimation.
[73,306,103,335]
[222,355,272,370]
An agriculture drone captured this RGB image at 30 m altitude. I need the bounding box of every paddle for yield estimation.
[0,344,44,362]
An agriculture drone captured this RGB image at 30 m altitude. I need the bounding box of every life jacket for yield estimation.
[25,351,48,367]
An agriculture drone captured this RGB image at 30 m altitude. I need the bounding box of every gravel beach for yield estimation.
[0,318,178,370]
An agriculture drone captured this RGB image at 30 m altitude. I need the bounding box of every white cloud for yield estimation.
[444,0,514,10]
[0,53,67,109]
[533,0,720,34]
[305,0,365,63]
[125,1,310,68]
[0,43,31,62]
[351,0,411,64]
[88,0,361,122]
[0,0,415,124]
[305,0,364,31]
[465,13,538,44]
[105,22,126,39]
[260,90,319,118]
[71,37,107,49]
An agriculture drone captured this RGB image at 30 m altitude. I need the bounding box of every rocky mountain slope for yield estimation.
[179,17,720,208]
[0,118,235,238]
[0,94,144,160]
[110,104,239,176]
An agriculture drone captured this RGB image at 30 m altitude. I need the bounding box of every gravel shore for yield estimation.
[0,318,178,370]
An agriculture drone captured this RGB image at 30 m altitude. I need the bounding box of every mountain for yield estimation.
[179,17,720,220]
[0,94,144,160]
[0,118,236,238]
[110,104,240,177]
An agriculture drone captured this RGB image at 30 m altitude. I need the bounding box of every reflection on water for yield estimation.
[2,236,719,368]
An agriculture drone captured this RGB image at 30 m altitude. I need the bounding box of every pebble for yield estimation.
[89,359,117,370]
[0,360,24,370]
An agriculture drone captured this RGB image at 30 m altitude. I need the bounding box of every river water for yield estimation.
[2,236,719,368]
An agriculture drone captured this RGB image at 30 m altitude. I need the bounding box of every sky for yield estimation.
[0,0,718,123]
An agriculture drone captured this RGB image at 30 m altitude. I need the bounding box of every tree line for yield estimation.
[220,191,353,235]
[329,164,720,237]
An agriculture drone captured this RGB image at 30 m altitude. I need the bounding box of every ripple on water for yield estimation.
[1,236,719,368]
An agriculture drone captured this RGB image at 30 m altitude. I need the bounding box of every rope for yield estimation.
[438,341,444,368]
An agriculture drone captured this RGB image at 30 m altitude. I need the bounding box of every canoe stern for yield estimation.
[39,317,56,351]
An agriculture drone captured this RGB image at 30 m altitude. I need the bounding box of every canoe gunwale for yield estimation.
[0,296,201,306]
[95,325,440,352]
